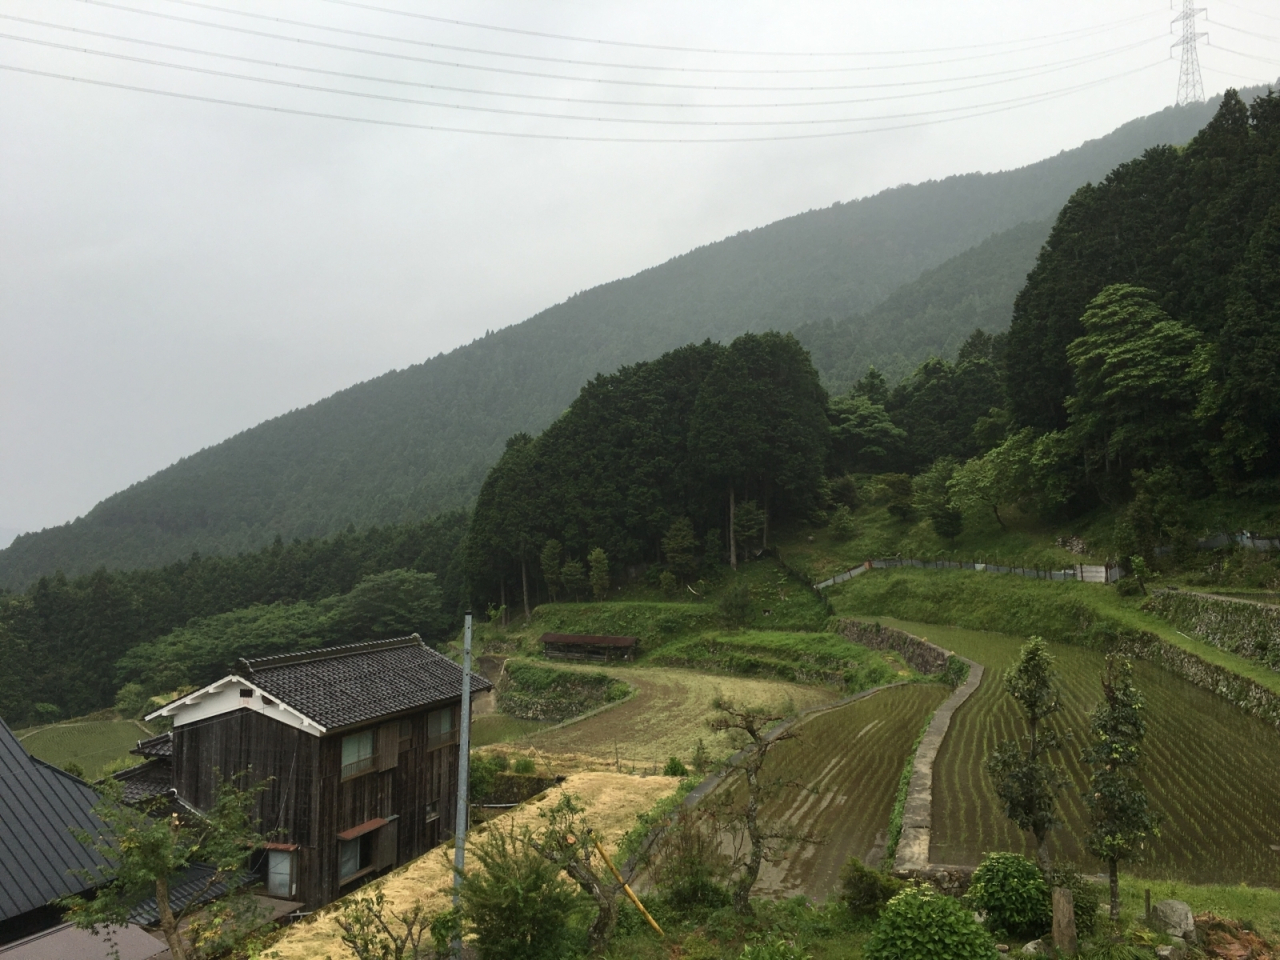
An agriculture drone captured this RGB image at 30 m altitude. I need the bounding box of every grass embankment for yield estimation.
[17,717,152,779]
[827,564,1280,697]
[847,615,1280,885]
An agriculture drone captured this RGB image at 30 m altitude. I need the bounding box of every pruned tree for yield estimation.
[62,776,269,960]
[561,559,587,602]
[1084,655,1160,921]
[332,890,439,960]
[540,539,563,602]
[661,518,699,584]
[986,638,1067,873]
[587,547,610,602]
[707,697,819,915]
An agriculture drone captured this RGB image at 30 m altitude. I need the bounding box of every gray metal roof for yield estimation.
[0,720,109,923]
[239,636,491,731]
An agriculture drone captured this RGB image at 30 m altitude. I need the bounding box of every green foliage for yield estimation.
[512,757,537,776]
[738,938,811,960]
[588,548,610,602]
[61,776,269,960]
[663,756,689,777]
[460,822,581,960]
[878,474,915,522]
[1143,589,1280,670]
[470,751,511,800]
[913,458,963,541]
[331,890,435,960]
[659,571,678,597]
[838,857,904,919]
[497,662,628,723]
[829,392,907,475]
[864,885,998,960]
[692,738,711,775]
[649,807,731,914]
[829,505,857,541]
[718,582,752,628]
[324,569,447,643]
[986,638,1066,867]
[539,540,563,601]
[940,656,970,689]
[964,852,1051,941]
[1046,863,1102,939]
[662,518,699,584]
[883,718,932,867]
[113,682,150,719]
[560,560,588,602]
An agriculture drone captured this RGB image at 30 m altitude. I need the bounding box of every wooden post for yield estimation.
[1145,888,1152,922]
[1053,886,1078,957]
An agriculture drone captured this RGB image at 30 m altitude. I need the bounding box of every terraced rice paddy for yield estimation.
[867,617,1280,886]
[731,683,950,901]
[18,718,152,779]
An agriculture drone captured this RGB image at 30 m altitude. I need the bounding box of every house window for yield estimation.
[266,850,296,898]
[399,718,413,752]
[427,708,454,748]
[339,835,372,882]
[424,800,440,822]
[240,688,253,698]
[341,730,376,779]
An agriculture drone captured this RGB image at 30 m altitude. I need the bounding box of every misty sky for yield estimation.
[2,0,1277,542]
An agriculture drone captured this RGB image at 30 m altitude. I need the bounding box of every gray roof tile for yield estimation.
[240,636,490,731]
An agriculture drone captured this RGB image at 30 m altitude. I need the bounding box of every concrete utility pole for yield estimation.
[452,610,473,959]
[1172,0,1207,106]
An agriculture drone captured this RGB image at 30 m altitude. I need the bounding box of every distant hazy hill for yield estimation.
[0,96,1243,588]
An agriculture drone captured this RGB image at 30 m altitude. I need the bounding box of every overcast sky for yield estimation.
[1,0,1277,542]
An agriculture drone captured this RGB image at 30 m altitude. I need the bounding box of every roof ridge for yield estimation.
[240,634,423,673]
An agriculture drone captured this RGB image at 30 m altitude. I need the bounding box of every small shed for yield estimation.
[539,633,638,662]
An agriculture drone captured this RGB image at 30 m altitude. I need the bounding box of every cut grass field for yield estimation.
[469,714,548,747]
[18,718,152,779]
[855,615,1280,885]
[745,683,951,901]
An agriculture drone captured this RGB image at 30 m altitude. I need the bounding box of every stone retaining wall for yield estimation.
[838,619,950,675]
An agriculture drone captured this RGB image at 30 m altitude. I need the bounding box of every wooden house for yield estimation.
[539,633,638,662]
[145,635,490,910]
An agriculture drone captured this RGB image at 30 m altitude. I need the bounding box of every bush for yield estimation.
[663,756,689,777]
[838,857,903,919]
[964,852,1050,941]
[461,823,581,960]
[1045,864,1102,939]
[739,938,812,960]
[650,808,731,914]
[512,756,537,775]
[1115,577,1144,598]
[830,505,857,541]
[659,571,678,597]
[865,885,998,960]
[718,581,752,627]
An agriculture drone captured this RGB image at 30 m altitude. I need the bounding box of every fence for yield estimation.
[814,556,1126,591]
[1196,531,1280,552]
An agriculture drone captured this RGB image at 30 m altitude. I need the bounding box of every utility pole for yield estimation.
[452,610,473,960]
[1171,0,1207,106]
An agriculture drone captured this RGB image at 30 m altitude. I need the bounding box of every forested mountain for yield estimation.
[0,95,1252,589]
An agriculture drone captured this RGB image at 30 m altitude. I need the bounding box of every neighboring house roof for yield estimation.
[0,720,109,923]
[131,734,171,760]
[540,633,638,648]
[111,759,173,806]
[147,636,491,734]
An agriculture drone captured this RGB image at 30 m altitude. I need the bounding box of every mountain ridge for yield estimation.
[1,93,1258,589]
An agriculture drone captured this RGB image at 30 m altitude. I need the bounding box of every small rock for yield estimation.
[1020,941,1047,956]
[1152,899,1195,940]
[995,946,1009,954]
[1155,940,1187,960]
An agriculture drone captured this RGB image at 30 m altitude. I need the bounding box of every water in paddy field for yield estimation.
[870,617,1280,886]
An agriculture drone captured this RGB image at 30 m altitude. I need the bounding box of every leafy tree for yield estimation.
[1064,285,1204,497]
[460,820,580,960]
[561,560,587,602]
[829,392,906,475]
[732,501,766,563]
[912,458,963,540]
[539,540,563,601]
[1084,656,1160,920]
[587,548,610,602]
[325,569,446,642]
[332,890,438,960]
[62,777,268,960]
[706,697,815,916]
[648,807,730,912]
[985,638,1066,872]
[661,518,699,584]
[829,505,857,541]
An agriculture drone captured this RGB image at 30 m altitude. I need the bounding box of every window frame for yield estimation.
[340,729,377,780]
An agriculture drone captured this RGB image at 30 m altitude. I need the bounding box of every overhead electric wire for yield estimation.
[1215,0,1280,27]
[0,58,1165,143]
[2,14,1165,110]
[132,0,1155,76]
[1206,18,1280,45]
[1209,44,1280,66]
[315,0,1159,58]
[72,0,1164,93]
[0,31,1167,127]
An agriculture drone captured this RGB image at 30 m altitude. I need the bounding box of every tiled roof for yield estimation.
[540,633,638,647]
[0,720,109,922]
[240,636,491,731]
[112,759,173,806]
[131,733,171,759]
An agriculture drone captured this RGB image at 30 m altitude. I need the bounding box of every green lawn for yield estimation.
[470,714,548,747]
[18,718,152,779]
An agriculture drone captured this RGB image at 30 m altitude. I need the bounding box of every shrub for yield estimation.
[461,823,581,960]
[718,581,752,627]
[1045,864,1102,939]
[663,756,689,777]
[838,857,903,919]
[739,938,812,960]
[512,756,537,775]
[964,852,1051,941]
[650,808,731,914]
[865,885,997,960]
[830,505,857,541]
[659,570,678,597]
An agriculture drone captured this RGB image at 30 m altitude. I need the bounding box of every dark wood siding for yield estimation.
[173,701,462,910]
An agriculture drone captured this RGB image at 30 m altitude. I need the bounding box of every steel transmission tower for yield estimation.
[1171,0,1207,105]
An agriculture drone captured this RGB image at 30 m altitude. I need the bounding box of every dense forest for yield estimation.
[0,95,1248,590]
[0,513,467,725]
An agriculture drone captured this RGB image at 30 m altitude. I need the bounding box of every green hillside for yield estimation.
[0,96,1253,589]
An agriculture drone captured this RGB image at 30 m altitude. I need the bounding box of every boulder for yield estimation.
[1152,899,1196,940]
[1020,941,1048,956]
[1155,939,1187,960]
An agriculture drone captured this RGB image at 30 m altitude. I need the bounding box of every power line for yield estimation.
[1206,17,1280,44]
[1215,0,1280,27]
[1172,0,1207,105]
[0,32,1167,128]
[0,58,1165,143]
[2,14,1165,110]
[313,0,1160,58]
[131,0,1154,76]
[1209,43,1280,66]
[71,0,1161,94]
